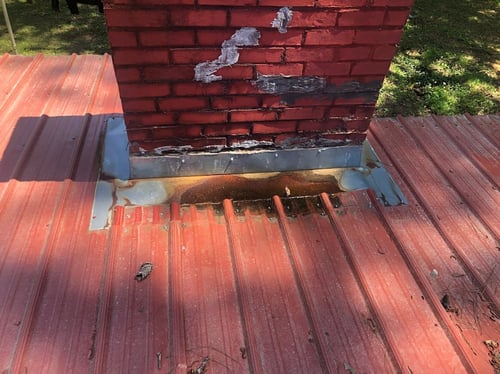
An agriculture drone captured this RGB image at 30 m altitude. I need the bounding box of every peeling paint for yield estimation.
[194,27,260,83]
[271,7,293,33]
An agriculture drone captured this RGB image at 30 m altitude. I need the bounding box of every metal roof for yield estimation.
[0,53,499,373]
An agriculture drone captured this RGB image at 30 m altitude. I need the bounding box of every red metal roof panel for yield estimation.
[0,54,498,373]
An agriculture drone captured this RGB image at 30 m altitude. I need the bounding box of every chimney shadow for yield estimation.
[0,114,111,182]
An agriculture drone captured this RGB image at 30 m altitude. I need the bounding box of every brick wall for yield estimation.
[103,0,413,154]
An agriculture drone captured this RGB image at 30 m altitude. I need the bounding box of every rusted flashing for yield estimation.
[194,27,260,83]
[271,7,293,33]
[253,75,382,103]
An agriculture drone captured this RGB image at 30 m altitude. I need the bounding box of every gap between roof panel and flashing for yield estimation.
[89,117,407,230]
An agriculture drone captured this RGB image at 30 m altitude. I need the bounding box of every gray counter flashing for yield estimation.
[129,145,363,178]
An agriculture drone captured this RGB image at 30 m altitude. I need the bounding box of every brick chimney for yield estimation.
[103,0,413,177]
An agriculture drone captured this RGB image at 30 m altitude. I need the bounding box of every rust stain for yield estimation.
[0,54,498,373]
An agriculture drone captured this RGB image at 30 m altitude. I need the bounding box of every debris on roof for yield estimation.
[0,54,498,373]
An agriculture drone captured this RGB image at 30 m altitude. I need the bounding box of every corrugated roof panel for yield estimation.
[0,55,498,373]
[223,199,325,373]
[433,115,499,185]
[272,196,397,372]
[322,191,471,372]
[369,117,499,307]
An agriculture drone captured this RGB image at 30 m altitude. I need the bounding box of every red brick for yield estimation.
[170,48,220,64]
[252,121,297,134]
[108,31,137,48]
[139,31,195,47]
[373,45,397,60]
[262,96,287,108]
[385,10,411,26]
[216,65,254,80]
[351,60,391,75]
[230,110,278,122]
[292,96,334,107]
[354,29,403,45]
[297,119,343,132]
[255,63,303,76]
[211,96,260,110]
[259,0,314,5]
[338,10,385,27]
[173,82,227,96]
[230,9,279,28]
[105,9,168,27]
[279,107,326,120]
[158,97,208,111]
[228,81,261,95]
[122,99,156,112]
[179,111,228,124]
[119,83,170,98]
[238,48,284,64]
[355,106,376,118]
[316,0,367,7]
[199,0,255,4]
[290,10,337,28]
[259,30,304,46]
[143,66,194,81]
[113,49,169,66]
[285,47,335,63]
[151,125,203,139]
[329,106,353,117]
[125,112,176,127]
[303,62,351,76]
[336,46,371,61]
[134,0,194,4]
[305,29,355,45]
[127,128,152,142]
[334,97,371,106]
[171,9,227,27]
[344,119,370,131]
[204,123,251,136]
[372,0,414,6]
[196,30,235,46]
[114,67,141,83]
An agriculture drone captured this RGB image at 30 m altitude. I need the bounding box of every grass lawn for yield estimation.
[0,0,498,116]
[0,0,109,54]
[377,0,499,116]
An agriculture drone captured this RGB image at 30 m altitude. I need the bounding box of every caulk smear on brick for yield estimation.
[271,7,293,33]
[194,27,260,83]
[253,75,382,104]
[253,74,327,94]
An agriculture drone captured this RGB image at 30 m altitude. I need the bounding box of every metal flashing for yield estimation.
[101,116,130,180]
[129,144,363,178]
[339,142,408,206]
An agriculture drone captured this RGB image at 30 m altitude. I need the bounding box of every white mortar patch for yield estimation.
[194,27,260,83]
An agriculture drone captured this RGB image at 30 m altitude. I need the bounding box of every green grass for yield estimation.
[376,0,499,116]
[0,0,498,116]
[0,0,109,54]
